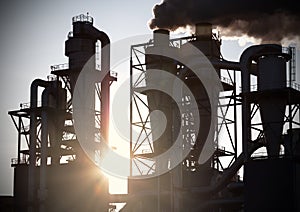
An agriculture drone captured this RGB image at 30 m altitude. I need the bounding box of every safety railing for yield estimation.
[20,101,42,109]
[11,157,28,166]
[96,64,118,78]
[111,71,118,78]
[50,63,69,71]
[72,13,93,24]
[239,81,300,93]
[20,102,30,109]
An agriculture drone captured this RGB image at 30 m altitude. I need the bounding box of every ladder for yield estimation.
[290,46,296,82]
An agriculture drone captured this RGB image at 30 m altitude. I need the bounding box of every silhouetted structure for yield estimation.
[8,14,116,212]
[128,23,300,211]
[7,15,300,212]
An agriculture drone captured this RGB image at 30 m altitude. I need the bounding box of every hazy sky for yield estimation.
[0,0,299,196]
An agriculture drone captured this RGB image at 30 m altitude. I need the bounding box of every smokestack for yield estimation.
[149,0,300,43]
[153,29,170,46]
[195,23,212,39]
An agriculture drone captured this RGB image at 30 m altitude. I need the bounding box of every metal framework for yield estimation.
[243,47,300,159]
[246,84,300,158]
[9,99,42,167]
[8,70,105,167]
[129,36,240,177]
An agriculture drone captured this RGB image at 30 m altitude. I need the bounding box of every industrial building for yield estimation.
[6,14,300,211]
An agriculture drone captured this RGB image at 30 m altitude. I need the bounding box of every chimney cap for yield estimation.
[153,28,170,35]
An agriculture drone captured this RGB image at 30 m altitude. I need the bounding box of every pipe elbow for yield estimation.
[239,44,282,92]
[30,79,51,108]
[30,79,50,90]
[240,44,282,69]
[81,23,110,45]
[94,28,110,46]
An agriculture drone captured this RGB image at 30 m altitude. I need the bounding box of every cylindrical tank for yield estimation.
[145,29,179,164]
[65,20,96,92]
[179,23,220,166]
[256,47,288,157]
[258,54,286,91]
[142,28,179,212]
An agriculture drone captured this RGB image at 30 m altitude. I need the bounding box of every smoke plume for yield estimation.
[149,0,300,43]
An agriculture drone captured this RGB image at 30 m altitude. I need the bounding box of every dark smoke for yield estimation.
[149,0,300,43]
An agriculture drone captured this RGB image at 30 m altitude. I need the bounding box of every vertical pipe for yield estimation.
[39,82,60,212]
[233,71,238,161]
[288,51,293,155]
[240,45,267,160]
[29,84,39,212]
[28,79,50,212]
[39,102,48,212]
[86,25,111,159]
[17,117,21,164]
[240,57,251,161]
[100,44,110,148]
[288,88,293,155]
[289,47,292,87]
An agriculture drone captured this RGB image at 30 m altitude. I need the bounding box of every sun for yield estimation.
[100,131,130,194]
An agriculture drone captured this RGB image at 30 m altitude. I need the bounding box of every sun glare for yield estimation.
[100,132,130,194]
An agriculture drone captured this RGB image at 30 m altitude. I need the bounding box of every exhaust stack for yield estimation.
[195,23,212,39]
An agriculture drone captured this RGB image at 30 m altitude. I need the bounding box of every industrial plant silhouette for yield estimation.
[2,12,300,212]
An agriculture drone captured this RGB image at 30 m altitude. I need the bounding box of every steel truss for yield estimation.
[129,36,240,177]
